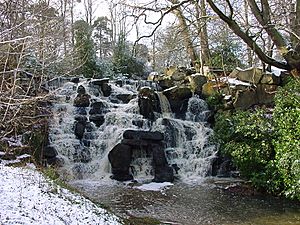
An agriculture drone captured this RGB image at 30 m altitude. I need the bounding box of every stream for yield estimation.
[71,178,300,225]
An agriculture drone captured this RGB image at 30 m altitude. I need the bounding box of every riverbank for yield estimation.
[0,164,122,225]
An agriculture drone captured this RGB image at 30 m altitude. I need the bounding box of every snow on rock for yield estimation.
[0,165,122,225]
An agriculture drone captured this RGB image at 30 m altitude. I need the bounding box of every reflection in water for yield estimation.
[71,179,300,225]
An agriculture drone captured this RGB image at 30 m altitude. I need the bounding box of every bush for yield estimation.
[273,78,300,200]
[214,110,274,178]
[214,78,300,200]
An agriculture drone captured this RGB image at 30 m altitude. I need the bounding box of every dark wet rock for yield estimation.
[89,101,106,115]
[153,166,174,183]
[212,156,236,177]
[121,139,158,147]
[90,78,109,86]
[116,93,136,103]
[74,121,86,139]
[73,93,90,107]
[89,114,105,127]
[43,146,58,158]
[82,139,91,147]
[90,78,112,97]
[163,86,192,118]
[70,77,80,84]
[77,85,86,94]
[43,145,58,165]
[188,74,207,95]
[233,89,257,109]
[132,119,144,128]
[152,144,168,167]
[109,130,174,182]
[74,115,88,123]
[138,87,160,120]
[158,79,175,90]
[123,130,164,141]
[102,82,112,97]
[108,143,133,181]
[85,122,94,132]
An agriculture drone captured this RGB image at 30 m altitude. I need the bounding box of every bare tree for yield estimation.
[207,0,300,74]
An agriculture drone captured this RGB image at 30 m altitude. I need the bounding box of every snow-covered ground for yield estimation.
[0,164,122,225]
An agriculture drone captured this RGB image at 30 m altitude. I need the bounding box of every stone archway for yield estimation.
[108,130,174,182]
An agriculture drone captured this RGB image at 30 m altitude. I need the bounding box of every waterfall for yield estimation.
[156,92,172,118]
[49,79,217,183]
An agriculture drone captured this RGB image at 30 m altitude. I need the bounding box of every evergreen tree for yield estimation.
[73,19,98,77]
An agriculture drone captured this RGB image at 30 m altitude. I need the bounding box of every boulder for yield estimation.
[164,66,178,77]
[158,78,174,90]
[43,146,58,158]
[116,93,136,103]
[121,139,151,147]
[152,144,168,167]
[90,78,112,97]
[123,130,164,141]
[233,89,257,109]
[73,94,90,107]
[229,67,279,85]
[89,101,106,115]
[90,78,109,86]
[171,70,186,81]
[43,145,58,165]
[153,166,174,182]
[256,84,277,105]
[74,115,88,123]
[74,121,86,139]
[75,107,87,115]
[101,83,112,97]
[70,77,80,84]
[187,74,207,95]
[89,114,105,127]
[77,85,86,94]
[138,87,160,120]
[163,86,192,117]
[108,143,133,181]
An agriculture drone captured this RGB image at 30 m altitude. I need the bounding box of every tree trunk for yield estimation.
[171,1,198,65]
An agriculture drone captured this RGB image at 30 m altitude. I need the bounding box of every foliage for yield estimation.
[93,16,113,59]
[112,35,147,77]
[206,92,224,111]
[273,78,300,199]
[214,78,300,200]
[214,110,274,176]
[210,40,243,71]
[74,20,99,78]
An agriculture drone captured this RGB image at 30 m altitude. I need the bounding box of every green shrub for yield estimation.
[214,109,274,178]
[273,78,300,200]
[214,78,300,200]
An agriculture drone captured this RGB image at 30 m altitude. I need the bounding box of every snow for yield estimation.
[135,182,173,191]
[0,165,122,225]
[215,77,252,87]
[271,66,286,76]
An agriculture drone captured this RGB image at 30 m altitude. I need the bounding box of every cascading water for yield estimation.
[156,92,172,118]
[49,78,217,183]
